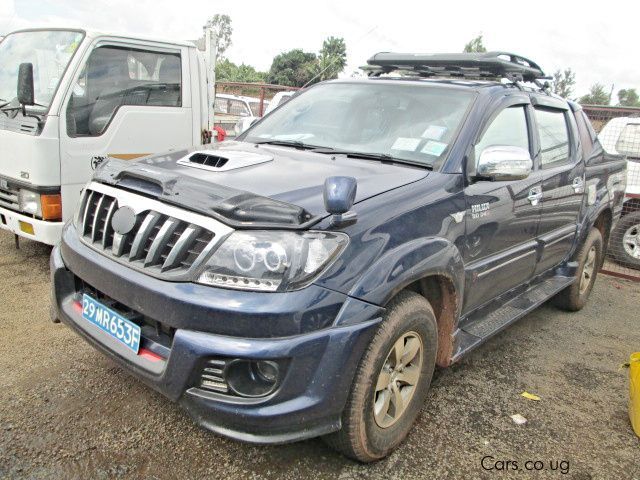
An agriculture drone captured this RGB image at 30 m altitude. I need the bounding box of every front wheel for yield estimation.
[554,227,603,311]
[611,210,640,270]
[323,291,437,462]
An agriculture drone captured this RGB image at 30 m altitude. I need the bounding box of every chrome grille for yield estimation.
[0,181,19,210]
[199,358,229,394]
[78,183,233,279]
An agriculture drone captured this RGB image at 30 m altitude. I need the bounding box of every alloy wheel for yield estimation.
[373,332,423,428]
[622,224,640,260]
[580,246,597,295]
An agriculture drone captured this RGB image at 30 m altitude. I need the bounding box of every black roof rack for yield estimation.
[365,51,546,82]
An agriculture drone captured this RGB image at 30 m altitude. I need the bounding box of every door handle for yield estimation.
[572,176,585,193]
[528,186,543,206]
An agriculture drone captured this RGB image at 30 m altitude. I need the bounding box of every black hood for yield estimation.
[93,141,429,229]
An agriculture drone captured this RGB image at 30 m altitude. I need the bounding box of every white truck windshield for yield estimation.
[0,30,84,110]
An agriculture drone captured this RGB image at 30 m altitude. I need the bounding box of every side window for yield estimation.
[475,106,530,161]
[66,46,181,137]
[534,108,570,167]
[574,110,594,156]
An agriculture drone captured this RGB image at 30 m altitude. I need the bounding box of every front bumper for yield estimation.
[51,225,384,443]
[0,205,62,246]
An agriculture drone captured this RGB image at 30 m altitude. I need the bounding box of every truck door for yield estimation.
[530,97,585,275]
[58,40,192,220]
[462,101,543,313]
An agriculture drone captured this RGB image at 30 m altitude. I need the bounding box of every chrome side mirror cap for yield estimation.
[476,146,533,181]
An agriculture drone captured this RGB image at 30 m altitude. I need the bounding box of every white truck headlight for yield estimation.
[197,231,348,292]
[18,189,42,216]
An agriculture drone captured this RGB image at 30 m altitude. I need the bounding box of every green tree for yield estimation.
[267,49,318,87]
[207,14,233,60]
[552,68,576,99]
[579,83,610,105]
[316,36,347,81]
[617,88,640,107]
[463,34,487,53]
[216,59,266,83]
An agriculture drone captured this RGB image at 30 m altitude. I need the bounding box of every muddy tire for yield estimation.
[610,211,640,270]
[554,228,603,312]
[323,291,437,462]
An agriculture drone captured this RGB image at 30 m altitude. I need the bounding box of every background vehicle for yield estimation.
[50,52,625,462]
[233,90,296,136]
[213,93,267,136]
[0,27,217,246]
[598,117,640,268]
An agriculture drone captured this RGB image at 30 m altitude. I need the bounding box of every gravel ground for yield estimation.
[0,230,639,480]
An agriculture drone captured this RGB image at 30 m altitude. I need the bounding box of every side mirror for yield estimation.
[476,146,532,181]
[17,63,35,106]
[323,176,358,227]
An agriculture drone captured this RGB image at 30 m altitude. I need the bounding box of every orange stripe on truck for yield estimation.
[108,153,152,160]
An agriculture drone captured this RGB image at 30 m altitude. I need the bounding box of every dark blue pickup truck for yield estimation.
[50,52,626,462]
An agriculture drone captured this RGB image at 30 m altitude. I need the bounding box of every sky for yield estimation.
[1,0,638,101]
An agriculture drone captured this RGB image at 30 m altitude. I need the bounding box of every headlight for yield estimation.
[18,189,41,216]
[197,231,348,292]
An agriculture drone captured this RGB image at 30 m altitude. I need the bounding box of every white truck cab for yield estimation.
[0,28,216,245]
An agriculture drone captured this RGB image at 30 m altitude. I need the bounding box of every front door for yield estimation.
[462,102,542,313]
[58,40,193,221]
[530,99,585,275]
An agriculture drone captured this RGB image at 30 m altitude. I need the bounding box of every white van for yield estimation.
[0,28,216,245]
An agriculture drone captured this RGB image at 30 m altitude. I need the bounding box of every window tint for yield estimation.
[535,108,570,167]
[66,46,181,137]
[574,110,593,155]
[475,106,529,161]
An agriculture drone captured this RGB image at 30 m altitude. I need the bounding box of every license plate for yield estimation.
[81,294,141,353]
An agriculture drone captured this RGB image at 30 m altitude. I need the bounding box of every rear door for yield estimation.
[58,39,192,221]
[530,96,585,275]
[462,98,543,313]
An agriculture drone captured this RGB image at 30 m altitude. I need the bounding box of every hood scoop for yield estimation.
[176,150,272,172]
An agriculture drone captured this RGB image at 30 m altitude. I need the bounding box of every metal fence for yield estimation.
[214,82,300,135]
[583,105,640,281]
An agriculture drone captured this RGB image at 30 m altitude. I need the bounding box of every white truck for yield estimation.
[0,27,217,245]
[599,116,640,268]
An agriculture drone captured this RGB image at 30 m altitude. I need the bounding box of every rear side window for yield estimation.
[535,108,570,167]
[66,46,182,137]
[474,106,530,161]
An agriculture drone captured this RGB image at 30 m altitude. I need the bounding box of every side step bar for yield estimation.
[452,274,575,362]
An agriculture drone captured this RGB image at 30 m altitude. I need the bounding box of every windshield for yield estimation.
[243,82,474,168]
[0,30,84,110]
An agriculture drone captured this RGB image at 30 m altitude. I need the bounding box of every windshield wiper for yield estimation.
[311,148,433,168]
[254,139,324,150]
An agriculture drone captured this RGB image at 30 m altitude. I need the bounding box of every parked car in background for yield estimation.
[234,90,297,136]
[214,93,268,136]
[51,52,625,462]
[599,117,640,268]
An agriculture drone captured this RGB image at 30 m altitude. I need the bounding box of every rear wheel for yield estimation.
[323,291,437,462]
[611,211,640,270]
[554,228,603,311]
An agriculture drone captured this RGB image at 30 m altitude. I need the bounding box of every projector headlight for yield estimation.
[18,189,41,216]
[197,231,348,292]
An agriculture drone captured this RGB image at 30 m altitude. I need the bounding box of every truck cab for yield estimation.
[0,28,215,245]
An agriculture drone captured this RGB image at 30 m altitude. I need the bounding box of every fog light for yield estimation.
[19,221,34,235]
[226,359,282,398]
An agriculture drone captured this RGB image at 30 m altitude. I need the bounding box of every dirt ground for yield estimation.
[0,230,638,480]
